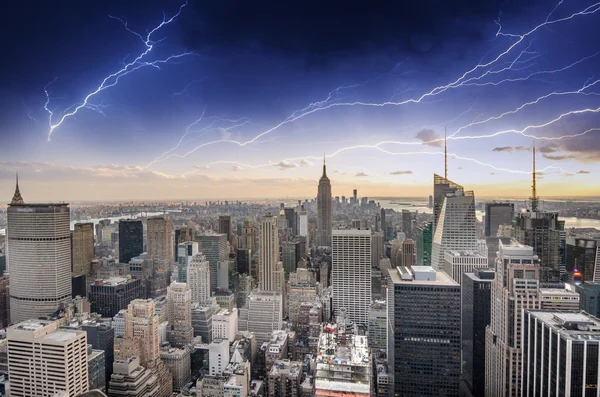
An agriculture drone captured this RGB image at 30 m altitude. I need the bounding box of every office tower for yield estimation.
[522,310,600,396]
[314,325,372,396]
[167,282,194,347]
[432,173,464,234]
[187,253,211,304]
[213,308,238,342]
[368,300,387,351]
[8,319,89,397]
[267,359,303,397]
[87,347,106,392]
[7,181,71,323]
[282,241,300,276]
[175,225,195,245]
[146,217,174,268]
[416,223,433,266]
[160,346,191,391]
[443,251,488,284]
[0,276,9,329]
[72,222,94,276]
[108,357,160,396]
[241,220,256,251]
[462,269,494,397]
[353,189,358,205]
[387,266,461,396]
[371,231,384,268]
[332,229,371,327]
[259,214,279,290]
[401,210,412,238]
[401,239,415,268]
[118,219,143,264]
[177,241,198,282]
[287,268,318,323]
[431,185,477,270]
[380,208,386,239]
[191,302,213,343]
[298,209,308,237]
[218,215,232,243]
[236,248,251,275]
[566,237,599,282]
[196,233,229,292]
[485,240,541,397]
[284,207,296,234]
[577,282,600,317]
[238,290,283,345]
[484,202,514,237]
[89,276,145,317]
[236,274,253,309]
[82,321,115,384]
[317,158,333,247]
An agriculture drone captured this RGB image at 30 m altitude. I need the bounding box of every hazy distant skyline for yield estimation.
[1,0,599,201]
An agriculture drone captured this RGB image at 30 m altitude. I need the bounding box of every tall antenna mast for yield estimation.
[444,127,448,180]
[531,142,539,212]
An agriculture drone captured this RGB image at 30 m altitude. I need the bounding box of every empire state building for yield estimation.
[317,157,332,247]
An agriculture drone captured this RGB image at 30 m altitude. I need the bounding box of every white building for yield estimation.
[7,319,89,397]
[443,250,488,284]
[113,309,126,337]
[213,308,238,342]
[167,282,194,346]
[187,253,211,304]
[259,214,280,291]
[298,210,308,237]
[209,338,230,376]
[238,290,283,345]
[538,287,580,310]
[332,229,371,327]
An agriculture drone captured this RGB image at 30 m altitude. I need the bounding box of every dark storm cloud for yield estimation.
[538,130,600,162]
[493,146,513,152]
[415,129,443,147]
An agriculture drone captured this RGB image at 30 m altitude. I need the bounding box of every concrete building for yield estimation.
[167,282,194,347]
[317,159,333,247]
[461,269,494,397]
[371,231,384,268]
[539,287,580,310]
[187,253,211,304]
[484,202,514,237]
[387,266,461,396]
[522,311,600,397]
[282,241,301,276]
[160,345,191,391]
[241,220,256,251]
[209,338,230,376]
[107,357,160,396]
[213,308,238,342]
[89,276,145,318]
[401,239,415,268]
[7,182,72,323]
[287,268,318,324]
[192,303,213,343]
[118,219,143,264]
[147,217,174,269]
[577,281,600,317]
[259,214,280,291]
[113,310,126,337]
[267,359,304,397]
[332,229,371,327]
[176,241,198,283]
[72,222,94,276]
[196,233,229,292]
[238,290,283,345]
[81,320,115,385]
[368,300,387,351]
[485,240,541,397]
[7,319,89,397]
[219,215,232,244]
[87,346,106,392]
[443,250,488,284]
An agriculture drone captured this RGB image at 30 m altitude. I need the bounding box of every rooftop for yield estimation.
[528,310,600,341]
[332,228,371,236]
[444,250,487,258]
[539,288,580,296]
[94,276,135,286]
[316,332,370,368]
[388,267,458,286]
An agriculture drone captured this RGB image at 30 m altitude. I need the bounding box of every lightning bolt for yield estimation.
[44,2,192,140]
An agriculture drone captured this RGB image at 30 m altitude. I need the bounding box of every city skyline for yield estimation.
[1,0,600,200]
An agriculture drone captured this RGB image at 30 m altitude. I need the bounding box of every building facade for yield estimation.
[167,282,194,347]
[443,250,488,284]
[118,219,144,264]
[187,253,211,304]
[72,222,94,276]
[317,159,332,247]
[484,202,514,237]
[259,214,280,291]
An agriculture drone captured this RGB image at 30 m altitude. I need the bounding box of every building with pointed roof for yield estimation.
[316,156,332,247]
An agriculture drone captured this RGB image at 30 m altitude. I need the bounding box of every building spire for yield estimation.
[531,141,539,212]
[322,153,327,177]
[11,172,24,205]
[444,127,448,180]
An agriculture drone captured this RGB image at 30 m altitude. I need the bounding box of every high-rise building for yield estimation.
[7,181,72,324]
[401,239,415,268]
[259,214,280,291]
[72,222,94,276]
[298,209,308,237]
[196,233,229,292]
[187,253,211,304]
[332,229,371,327]
[118,220,144,264]
[174,226,195,261]
[484,202,514,237]
[282,241,300,276]
[443,250,488,284]
[538,287,580,310]
[88,276,145,318]
[317,158,333,247]
[371,231,384,268]
[387,266,461,396]
[146,217,174,268]
[461,269,494,397]
[267,359,303,397]
[191,302,213,343]
[368,300,387,351]
[160,345,191,391]
[380,208,386,240]
[416,223,433,266]
[485,240,541,397]
[401,210,412,239]
[577,282,600,317]
[432,173,464,235]
[81,320,115,384]
[241,220,256,251]
[431,186,477,270]
[0,275,9,329]
[212,308,238,343]
[238,290,283,345]
[566,237,599,283]
[108,357,160,396]
[8,319,89,397]
[177,241,198,282]
[284,207,296,235]
[167,282,194,347]
[218,215,232,243]
[522,310,600,397]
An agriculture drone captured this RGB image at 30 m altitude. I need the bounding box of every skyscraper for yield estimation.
[72,222,94,276]
[238,290,283,345]
[7,179,72,323]
[485,240,541,397]
[241,220,256,251]
[380,208,386,240]
[317,158,332,247]
[484,202,514,237]
[332,229,371,327]
[118,220,144,264]
[443,251,488,284]
[196,233,229,292]
[387,266,461,396]
[218,215,232,243]
[431,186,477,270]
[187,253,211,304]
[167,282,194,347]
[401,239,415,268]
[177,241,198,282]
[401,210,413,239]
[146,217,174,268]
[432,173,464,234]
[416,223,433,266]
[259,214,279,290]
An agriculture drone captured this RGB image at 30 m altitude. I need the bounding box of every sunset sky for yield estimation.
[0,0,599,201]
